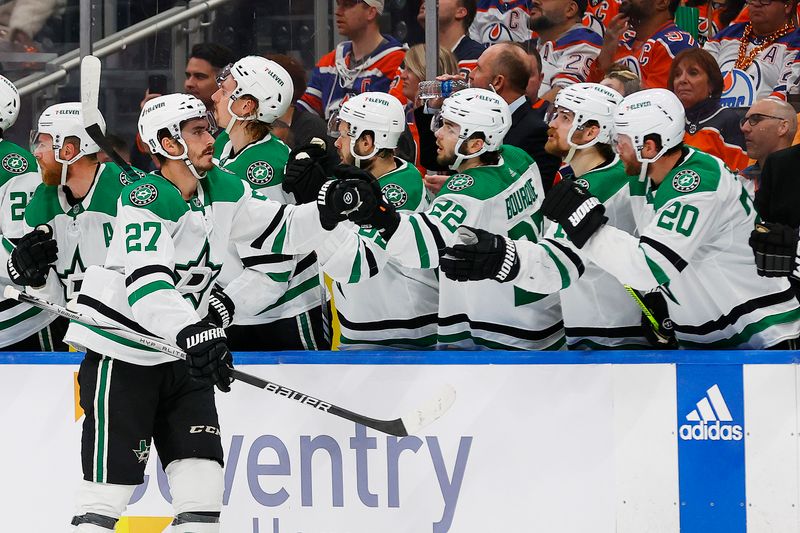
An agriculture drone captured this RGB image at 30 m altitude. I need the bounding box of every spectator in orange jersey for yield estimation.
[588,0,697,88]
[668,48,749,171]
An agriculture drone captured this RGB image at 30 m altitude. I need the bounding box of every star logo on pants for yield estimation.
[133,440,151,463]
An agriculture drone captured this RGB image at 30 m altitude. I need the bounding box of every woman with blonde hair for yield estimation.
[391,43,460,189]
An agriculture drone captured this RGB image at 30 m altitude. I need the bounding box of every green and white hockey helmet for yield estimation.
[35,102,105,164]
[0,75,20,133]
[139,93,209,160]
[552,82,622,147]
[328,92,406,163]
[613,88,685,164]
[437,87,511,169]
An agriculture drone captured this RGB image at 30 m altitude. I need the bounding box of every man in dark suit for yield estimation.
[415,41,560,190]
[467,41,560,190]
[749,143,800,300]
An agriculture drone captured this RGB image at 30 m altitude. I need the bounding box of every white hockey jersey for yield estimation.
[581,148,800,348]
[65,167,329,365]
[24,162,139,305]
[470,0,534,44]
[384,145,564,350]
[513,157,650,348]
[704,22,800,106]
[537,24,603,96]
[0,139,57,347]
[214,131,322,325]
[317,159,438,350]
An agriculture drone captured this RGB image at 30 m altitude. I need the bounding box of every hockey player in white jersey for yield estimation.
[309,92,438,349]
[439,82,656,349]
[210,55,326,350]
[0,75,64,350]
[332,88,564,349]
[542,89,800,348]
[20,102,140,351]
[63,94,337,532]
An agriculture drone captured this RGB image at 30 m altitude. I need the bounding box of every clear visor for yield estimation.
[430,111,444,133]
[544,105,576,126]
[327,111,342,138]
[205,110,219,135]
[216,63,233,87]
[29,129,51,153]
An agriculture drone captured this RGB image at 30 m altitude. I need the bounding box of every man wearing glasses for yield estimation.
[738,97,797,195]
[704,0,800,106]
[298,0,405,120]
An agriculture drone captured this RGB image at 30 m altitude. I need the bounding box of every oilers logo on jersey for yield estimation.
[720,68,758,108]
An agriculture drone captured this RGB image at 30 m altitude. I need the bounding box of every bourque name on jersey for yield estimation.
[506,178,537,219]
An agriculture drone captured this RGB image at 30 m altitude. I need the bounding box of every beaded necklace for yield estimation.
[735,22,796,70]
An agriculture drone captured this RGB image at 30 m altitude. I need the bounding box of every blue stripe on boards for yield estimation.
[1,350,799,365]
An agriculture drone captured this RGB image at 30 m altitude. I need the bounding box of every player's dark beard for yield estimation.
[436,150,457,168]
[622,158,642,176]
[530,15,557,32]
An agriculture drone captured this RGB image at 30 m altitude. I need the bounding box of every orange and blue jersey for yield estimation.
[470,0,535,44]
[683,101,749,172]
[298,35,406,119]
[590,22,696,88]
[582,0,622,37]
[538,24,602,96]
[704,22,800,106]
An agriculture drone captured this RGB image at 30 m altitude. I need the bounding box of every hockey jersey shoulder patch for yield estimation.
[1,152,29,174]
[382,183,409,208]
[446,174,474,192]
[121,178,188,222]
[246,160,275,186]
[671,169,701,193]
[128,183,158,206]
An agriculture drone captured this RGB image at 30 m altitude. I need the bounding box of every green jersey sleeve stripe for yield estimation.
[2,237,13,254]
[538,241,571,290]
[259,275,320,314]
[349,248,362,284]
[408,216,431,269]
[640,236,688,272]
[641,247,671,286]
[127,280,175,306]
[271,222,288,254]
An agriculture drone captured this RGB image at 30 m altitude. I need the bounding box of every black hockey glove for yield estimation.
[317,179,359,230]
[331,165,402,240]
[541,179,607,248]
[440,226,520,282]
[176,321,234,393]
[637,290,678,348]
[8,224,58,287]
[749,223,799,278]
[283,139,332,204]
[206,284,235,329]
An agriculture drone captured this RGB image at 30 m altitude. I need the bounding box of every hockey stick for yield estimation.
[80,55,140,182]
[4,286,455,436]
[623,284,673,345]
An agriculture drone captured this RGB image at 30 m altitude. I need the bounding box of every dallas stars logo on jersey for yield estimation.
[119,168,146,186]
[129,184,158,206]
[447,174,474,192]
[672,169,701,193]
[2,153,28,174]
[382,183,408,208]
[246,161,274,186]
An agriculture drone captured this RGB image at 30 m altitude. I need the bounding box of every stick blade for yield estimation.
[80,55,103,128]
[400,384,457,435]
